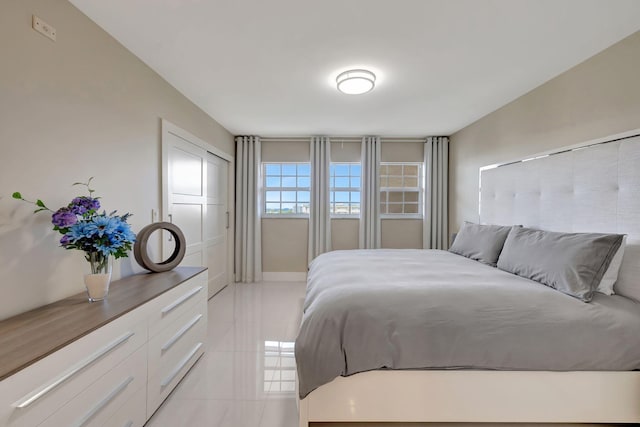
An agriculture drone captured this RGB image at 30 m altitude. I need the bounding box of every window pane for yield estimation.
[405,191,419,202]
[351,177,361,188]
[379,176,388,187]
[388,165,402,175]
[380,202,387,213]
[403,165,418,176]
[266,176,280,187]
[350,203,360,214]
[388,191,403,203]
[297,177,310,187]
[265,203,280,214]
[333,203,349,214]
[282,191,296,202]
[350,164,361,175]
[388,176,403,187]
[335,192,349,202]
[380,192,387,203]
[389,204,403,214]
[379,165,388,175]
[335,177,349,188]
[282,177,296,187]
[266,191,280,202]
[405,203,419,214]
[281,203,295,213]
[297,164,310,175]
[282,164,296,175]
[351,192,360,203]
[297,191,310,202]
[404,177,418,187]
[298,203,310,214]
[265,164,280,175]
[334,164,349,176]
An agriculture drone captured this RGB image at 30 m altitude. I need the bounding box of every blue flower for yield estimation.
[84,215,118,237]
[93,240,118,256]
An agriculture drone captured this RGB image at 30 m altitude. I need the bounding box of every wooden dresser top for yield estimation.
[0,266,207,381]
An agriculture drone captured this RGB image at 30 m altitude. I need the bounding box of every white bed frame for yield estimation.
[298,129,640,426]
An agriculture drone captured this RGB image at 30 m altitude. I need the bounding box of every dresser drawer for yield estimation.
[38,345,146,427]
[147,271,207,339]
[148,298,207,380]
[102,386,146,427]
[0,310,147,427]
[147,334,205,417]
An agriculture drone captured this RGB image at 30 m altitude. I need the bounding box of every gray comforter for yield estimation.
[295,249,640,399]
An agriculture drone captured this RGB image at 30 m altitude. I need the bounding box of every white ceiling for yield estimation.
[69,0,640,137]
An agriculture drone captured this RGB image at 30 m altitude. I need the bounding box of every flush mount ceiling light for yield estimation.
[336,69,376,95]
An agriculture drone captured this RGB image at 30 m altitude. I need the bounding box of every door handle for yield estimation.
[168,213,173,241]
[226,211,229,229]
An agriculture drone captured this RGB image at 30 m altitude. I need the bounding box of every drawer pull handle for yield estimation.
[161,286,203,316]
[123,422,133,427]
[73,376,134,427]
[160,342,203,387]
[161,314,203,352]
[13,331,135,409]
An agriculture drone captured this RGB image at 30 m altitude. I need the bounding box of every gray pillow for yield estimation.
[448,222,513,266]
[497,227,624,302]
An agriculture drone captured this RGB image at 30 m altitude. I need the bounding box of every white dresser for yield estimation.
[0,267,208,427]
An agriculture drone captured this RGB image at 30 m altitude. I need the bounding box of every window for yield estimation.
[263,163,310,216]
[380,162,423,218]
[330,163,361,216]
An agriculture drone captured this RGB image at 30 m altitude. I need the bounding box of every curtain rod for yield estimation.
[260,137,427,143]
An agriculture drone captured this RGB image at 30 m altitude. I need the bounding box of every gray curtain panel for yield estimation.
[360,136,381,249]
[424,136,449,249]
[308,136,332,263]
[235,136,262,282]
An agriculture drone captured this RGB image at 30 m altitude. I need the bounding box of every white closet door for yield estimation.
[206,152,228,298]
[164,132,207,269]
[162,120,231,299]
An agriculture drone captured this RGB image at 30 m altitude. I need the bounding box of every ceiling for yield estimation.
[69,0,640,137]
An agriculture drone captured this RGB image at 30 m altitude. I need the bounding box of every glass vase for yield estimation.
[83,252,112,302]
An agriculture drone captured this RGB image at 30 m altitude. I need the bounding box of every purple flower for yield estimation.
[60,234,72,246]
[51,207,77,228]
[69,197,100,215]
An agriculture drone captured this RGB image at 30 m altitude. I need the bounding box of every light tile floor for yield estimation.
[145,281,306,427]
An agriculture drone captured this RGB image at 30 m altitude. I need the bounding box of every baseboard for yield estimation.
[262,272,307,282]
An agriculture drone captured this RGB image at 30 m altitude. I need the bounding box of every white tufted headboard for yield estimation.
[480,130,640,301]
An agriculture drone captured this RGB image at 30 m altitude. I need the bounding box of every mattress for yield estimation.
[295,249,640,399]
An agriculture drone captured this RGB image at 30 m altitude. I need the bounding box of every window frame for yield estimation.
[379,161,424,220]
[261,162,311,218]
[330,162,361,219]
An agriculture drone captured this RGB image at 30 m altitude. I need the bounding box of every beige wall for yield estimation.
[0,0,233,320]
[450,31,640,234]
[261,139,424,272]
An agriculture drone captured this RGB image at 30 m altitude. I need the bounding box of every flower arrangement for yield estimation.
[13,178,136,274]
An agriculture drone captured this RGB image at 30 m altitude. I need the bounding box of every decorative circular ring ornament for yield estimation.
[134,222,186,273]
[336,69,376,95]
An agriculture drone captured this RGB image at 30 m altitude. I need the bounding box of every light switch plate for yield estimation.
[32,15,56,41]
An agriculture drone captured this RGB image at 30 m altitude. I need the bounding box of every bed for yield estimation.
[295,129,640,426]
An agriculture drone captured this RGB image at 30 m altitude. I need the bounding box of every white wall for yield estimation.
[450,30,640,233]
[0,0,233,320]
